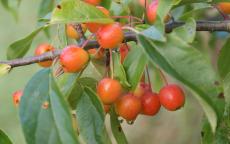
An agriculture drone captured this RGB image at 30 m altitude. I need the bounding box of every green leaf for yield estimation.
[0,64,11,77]
[179,3,211,20]
[49,74,79,144]
[141,26,166,42]
[110,107,128,144]
[82,61,104,81]
[0,129,12,144]
[101,0,112,9]
[75,87,111,144]
[7,26,45,60]
[0,0,18,20]
[78,77,97,91]
[38,0,55,18]
[51,0,113,24]
[218,39,230,79]
[123,42,148,90]
[20,69,79,144]
[173,18,196,43]
[112,52,131,88]
[137,34,220,133]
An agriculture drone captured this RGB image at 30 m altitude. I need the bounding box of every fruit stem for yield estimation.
[213,4,230,20]
[112,16,144,23]
[146,66,153,91]
[158,68,168,85]
[81,33,95,48]
[109,49,114,79]
[122,26,140,34]
[94,46,102,57]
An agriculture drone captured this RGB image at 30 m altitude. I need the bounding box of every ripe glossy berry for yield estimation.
[115,93,142,121]
[141,91,161,116]
[104,105,110,113]
[86,6,110,33]
[88,48,104,59]
[13,90,23,106]
[119,43,129,63]
[97,78,122,104]
[146,0,158,24]
[60,45,89,73]
[159,84,185,111]
[84,0,101,6]
[66,24,87,39]
[96,22,124,49]
[217,3,230,14]
[35,43,55,67]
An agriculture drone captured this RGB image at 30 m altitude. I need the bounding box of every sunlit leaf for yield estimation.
[51,0,113,24]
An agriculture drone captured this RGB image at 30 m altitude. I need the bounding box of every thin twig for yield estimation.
[1,21,230,68]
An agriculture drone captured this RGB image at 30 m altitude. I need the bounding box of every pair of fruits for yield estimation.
[97,77,185,121]
[34,44,89,73]
[67,5,124,49]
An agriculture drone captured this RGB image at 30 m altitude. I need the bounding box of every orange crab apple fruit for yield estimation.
[115,93,142,121]
[35,43,55,67]
[97,78,122,105]
[60,45,89,73]
[96,22,124,49]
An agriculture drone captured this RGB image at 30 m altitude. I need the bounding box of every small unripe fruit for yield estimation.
[217,3,230,14]
[97,78,122,105]
[66,24,87,39]
[115,93,142,121]
[146,0,158,24]
[133,82,151,97]
[119,43,129,63]
[60,45,89,73]
[159,84,185,111]
[88,48,104,59]
[86,6,110,33]
[35,43,55,67]
[13,90,23,106]
[96,22,124,49]
[141,91,161,116]
[84,0,101,6]
[133,83,146,97]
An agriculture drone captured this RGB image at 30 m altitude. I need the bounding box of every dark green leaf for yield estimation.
[20,69,79,144]
[7,26,45,60]
[75,87,111,144]
[49,74,79,144]
[51,0,113,24]
[0,129,12,144]
[101,0,112,9]
[123,43,148,90]
[78,77,97,91]
[218,39,230,79]
[137,34,220,133]
[110,107,128,144]
[112,52,131,88]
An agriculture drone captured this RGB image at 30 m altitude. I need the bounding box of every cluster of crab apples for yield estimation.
[13,0,230,121]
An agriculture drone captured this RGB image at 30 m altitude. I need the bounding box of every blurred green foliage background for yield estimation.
[0,1,205,144]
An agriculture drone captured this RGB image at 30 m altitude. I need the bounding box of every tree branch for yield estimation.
[1,20,230,68]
